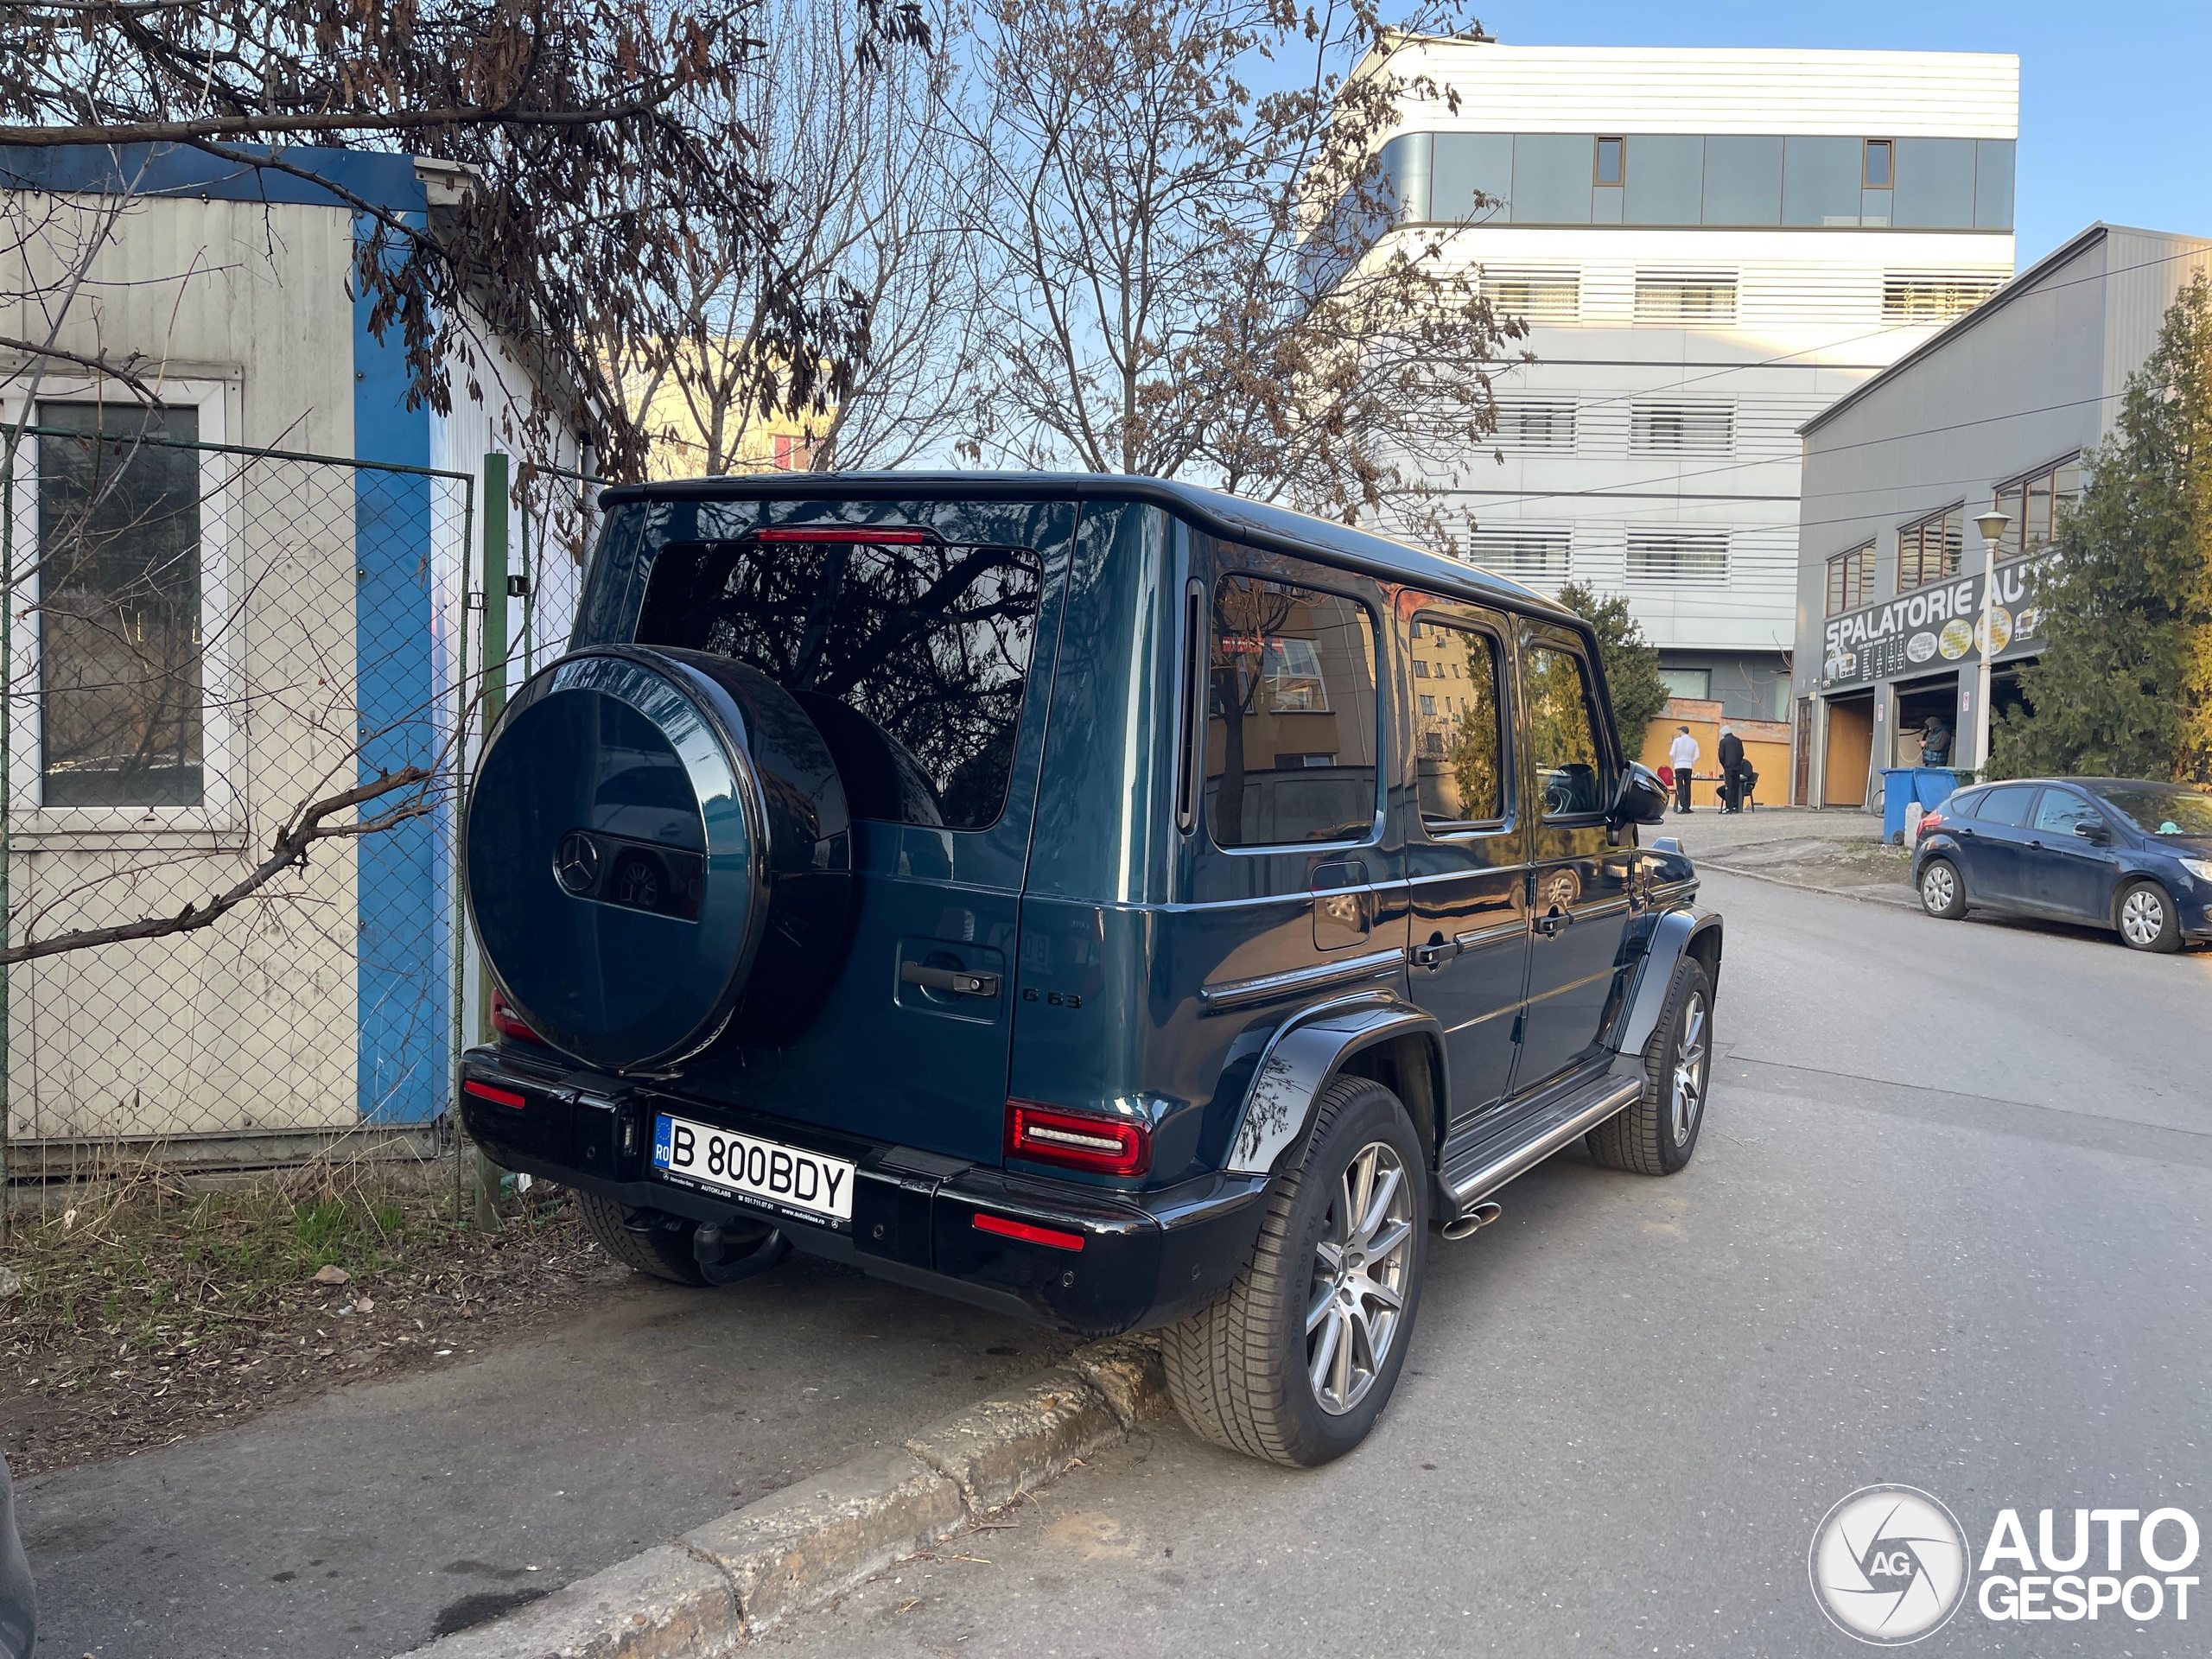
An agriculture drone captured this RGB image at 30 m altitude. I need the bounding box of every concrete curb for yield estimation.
[398,1335,1170,1656]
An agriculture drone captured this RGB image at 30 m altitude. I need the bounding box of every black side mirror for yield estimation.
[1609,760,1669,828]
[2073,820,2110,844]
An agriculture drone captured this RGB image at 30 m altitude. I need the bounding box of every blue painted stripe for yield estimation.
[348,200,447,1124]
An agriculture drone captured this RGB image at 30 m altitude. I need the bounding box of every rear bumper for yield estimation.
[457,1046,1269,1338]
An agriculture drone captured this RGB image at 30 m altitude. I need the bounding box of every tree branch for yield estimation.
[0,766,434,965]
[0,96,673,149]
[0,333,158,401]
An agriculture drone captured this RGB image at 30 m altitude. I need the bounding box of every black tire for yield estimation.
[1587,956,1713,1177]
[2115,880,2182,954]
[1161,1077,1428,1468]
[575,1192,711,1286]
[1918,857,1967,920]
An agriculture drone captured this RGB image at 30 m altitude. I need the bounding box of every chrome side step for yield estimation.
[1442,1076,1644,1211]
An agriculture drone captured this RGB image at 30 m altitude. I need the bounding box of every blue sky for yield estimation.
[1465,2,2208,265]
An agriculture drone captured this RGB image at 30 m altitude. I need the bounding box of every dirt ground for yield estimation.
[1700,833,1916,895]
[0,1167,631,1478]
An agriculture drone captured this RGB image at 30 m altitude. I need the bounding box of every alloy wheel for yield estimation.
[2120,887,2167,947]
[1306,1141,1414,1415]
[1672,992,1709,1147]
[1922,864,1955,912]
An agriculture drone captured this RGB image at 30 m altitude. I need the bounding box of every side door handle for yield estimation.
[899,962,1001,998]
[1411,938,1459,969]
[1536,905,1573,939]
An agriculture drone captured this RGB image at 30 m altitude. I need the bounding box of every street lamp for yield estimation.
[1970,509,2012,774]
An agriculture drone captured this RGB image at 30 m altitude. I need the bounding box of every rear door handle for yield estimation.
[1536,906,1573,939]
[1411,939,1459,969]
[899,962,1001,998]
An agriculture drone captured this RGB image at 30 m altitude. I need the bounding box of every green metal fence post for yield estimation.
[449,474,477,1226]
[470,454,511,1230]
[1,454,14,1238]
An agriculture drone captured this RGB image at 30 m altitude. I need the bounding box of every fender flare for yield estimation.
[1224,995,1446,1177]
[1611,905,1723,1059]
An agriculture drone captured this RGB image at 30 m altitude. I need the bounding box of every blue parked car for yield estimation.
[1912,777,2212,952]
[457,476,1722,1465]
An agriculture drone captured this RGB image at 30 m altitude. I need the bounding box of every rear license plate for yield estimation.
[650,1113,854,1224]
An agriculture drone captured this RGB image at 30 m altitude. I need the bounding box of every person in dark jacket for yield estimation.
[1717,725,1747,814]
[1920,715,1952,767]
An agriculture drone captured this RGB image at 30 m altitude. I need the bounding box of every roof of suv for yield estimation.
[599,471,1575,624]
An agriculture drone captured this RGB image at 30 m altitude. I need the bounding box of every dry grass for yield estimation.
[1,1158,625,1476]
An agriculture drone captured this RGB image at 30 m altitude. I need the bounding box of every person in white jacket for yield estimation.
[1668,726,1699,813]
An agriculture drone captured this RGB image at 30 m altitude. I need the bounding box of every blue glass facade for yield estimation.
[1376,132,2014,232]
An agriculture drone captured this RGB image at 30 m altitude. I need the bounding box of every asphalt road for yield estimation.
[761,867,2212,1658]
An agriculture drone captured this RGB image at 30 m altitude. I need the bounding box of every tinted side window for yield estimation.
[1977,785,2037,827]
[1410,617,1506,830]
[2032,790,2102,835]
[1525,645,1607,817]
[633,533,1043,829]
[1947,787,1986,819]
[1207,575,1380,848]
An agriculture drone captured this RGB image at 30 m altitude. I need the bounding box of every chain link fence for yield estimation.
[1,419,481,1190]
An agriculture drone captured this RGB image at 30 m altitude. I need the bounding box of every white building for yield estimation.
[1,143,588,1166]
[1358,39,2018,726]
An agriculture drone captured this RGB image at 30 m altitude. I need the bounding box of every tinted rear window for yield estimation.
[633,531,1043,830]
[1976,785,2037,826]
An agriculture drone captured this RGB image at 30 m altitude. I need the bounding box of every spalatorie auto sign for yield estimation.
[1821,556,2049,691]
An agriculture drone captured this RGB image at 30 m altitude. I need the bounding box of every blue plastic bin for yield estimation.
[1882,767,1961,842]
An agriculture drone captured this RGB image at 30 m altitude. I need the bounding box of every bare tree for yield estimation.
[619,0,989,478]
[0,0,925,974]
[960,0,1524,549]
[0,0,929,477]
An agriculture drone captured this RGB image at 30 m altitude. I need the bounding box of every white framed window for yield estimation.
[1467,527,1572,583]
[1478,268,1580,322]
[1259,635,1329,712]
[1630,401,1734,457]
[1625,528,1730,585]
[1491,398,1577,454]
[3,379,243,833]
[1635,270,1738,325]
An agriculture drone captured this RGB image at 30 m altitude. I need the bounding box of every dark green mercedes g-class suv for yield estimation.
[458,475,1721,1466]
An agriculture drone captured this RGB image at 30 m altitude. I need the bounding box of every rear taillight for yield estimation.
[463,1079,527,1109]
[1916,810,1944,839]
[490,989,543,1045]
[1004,1100,1150,1177]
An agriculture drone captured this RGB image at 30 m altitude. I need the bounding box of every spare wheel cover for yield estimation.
[466,648,775,1071]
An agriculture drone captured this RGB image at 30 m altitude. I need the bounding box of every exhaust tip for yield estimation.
[1440,1200,1503,1241]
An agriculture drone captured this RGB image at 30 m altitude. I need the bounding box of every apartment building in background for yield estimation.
[1355,40,2019,733]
